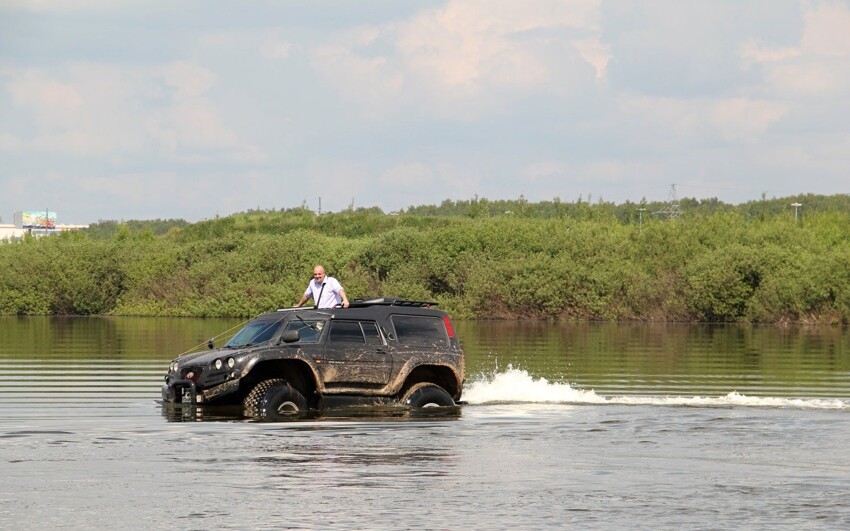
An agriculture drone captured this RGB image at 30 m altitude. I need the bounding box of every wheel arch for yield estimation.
[241,359,318,404]
[399,364,461,400]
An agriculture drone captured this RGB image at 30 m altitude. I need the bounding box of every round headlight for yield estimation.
[214,359,223,370]
[227,357,235,369]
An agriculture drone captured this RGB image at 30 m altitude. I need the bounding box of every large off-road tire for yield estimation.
[243,379,308,419]
[401,382,455,408]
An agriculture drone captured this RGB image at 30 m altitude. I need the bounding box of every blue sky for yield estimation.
[1,1,849,225]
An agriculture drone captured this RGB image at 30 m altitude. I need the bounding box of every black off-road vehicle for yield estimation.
[161,298,464,419]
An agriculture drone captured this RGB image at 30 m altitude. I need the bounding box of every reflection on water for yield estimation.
[1,317,849,529]
[0,315,242,360]
[1,317,849,419]
[160,402,463,423]
[464,367,850,409]
[457,321,850,398]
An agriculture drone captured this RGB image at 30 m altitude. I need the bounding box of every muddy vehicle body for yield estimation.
[161,298,464,418]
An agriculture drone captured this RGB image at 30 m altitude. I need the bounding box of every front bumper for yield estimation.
[161,379,198,404]
[162,377,241,405]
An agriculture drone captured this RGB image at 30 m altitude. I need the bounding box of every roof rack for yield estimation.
[349,297,438,308]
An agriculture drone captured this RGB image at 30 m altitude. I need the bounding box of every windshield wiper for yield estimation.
[296,315,319,331]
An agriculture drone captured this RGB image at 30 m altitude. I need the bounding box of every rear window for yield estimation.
[391,315,448,347]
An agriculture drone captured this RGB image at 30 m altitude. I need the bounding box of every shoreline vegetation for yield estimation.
[1,193,849,324]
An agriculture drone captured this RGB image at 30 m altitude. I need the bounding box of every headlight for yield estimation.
[227,357,235,368]
[214,359,223,370]
[170,362,178,372]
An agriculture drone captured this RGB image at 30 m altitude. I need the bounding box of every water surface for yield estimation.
[1,317,848,528]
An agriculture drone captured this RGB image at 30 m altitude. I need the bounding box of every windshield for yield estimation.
[224,320,283,348]
[282,319,325,343]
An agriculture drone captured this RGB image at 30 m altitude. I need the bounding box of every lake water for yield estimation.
[1,317,849,529]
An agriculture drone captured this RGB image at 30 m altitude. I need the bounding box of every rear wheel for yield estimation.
[244,379,308,419]
[401,382,455,408]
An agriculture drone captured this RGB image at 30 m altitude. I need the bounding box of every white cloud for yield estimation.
[739,41,801,67]
[310,45,405,117]
[737,2,850,96]
[305,160,371,211]
[77,173,164,202]
[335,158,487,212]
[766,60,847,95]
[5,1,850,223]
[618,94,788,147]
[618,95,702,139]
[310,0,607,119]
[1,0,146,12]
[6,70,84,125]
[2,62,262,162]
[379,162,434,187]
[0,132,23,150]
[802,1,850,57]
[578,160,664,188]
[159,61,216,99]
[261,31,295,60]
[572,38,612,81]
[520,161,567,182]
[72,170,281,220]
[710,98,787,142]
[378,161,484,208]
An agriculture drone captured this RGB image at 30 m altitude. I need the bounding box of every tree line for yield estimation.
[1,194,848,323]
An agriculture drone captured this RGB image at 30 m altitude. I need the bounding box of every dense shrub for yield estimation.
[1,196,849,323]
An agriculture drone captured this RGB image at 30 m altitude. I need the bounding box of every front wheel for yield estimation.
[244,379,308,419]
[401,383,455,408]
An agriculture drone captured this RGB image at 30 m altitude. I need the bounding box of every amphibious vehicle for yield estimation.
[162,298,464,419]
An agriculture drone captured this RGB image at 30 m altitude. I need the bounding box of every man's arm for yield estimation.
[294,293,309,307]
[338,288,350,308]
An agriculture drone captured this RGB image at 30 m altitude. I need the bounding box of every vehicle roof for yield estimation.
[252,298,449,322]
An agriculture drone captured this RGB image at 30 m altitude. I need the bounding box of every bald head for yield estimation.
[313,265,326,283]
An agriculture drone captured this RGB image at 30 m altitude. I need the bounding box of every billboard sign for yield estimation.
[20,210,57,229]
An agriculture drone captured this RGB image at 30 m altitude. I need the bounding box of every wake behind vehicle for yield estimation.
[161,298,464,419]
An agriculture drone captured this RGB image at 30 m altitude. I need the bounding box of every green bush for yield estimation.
[2,196,850,322]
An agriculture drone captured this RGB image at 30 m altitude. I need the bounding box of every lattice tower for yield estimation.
[653,184,683,220]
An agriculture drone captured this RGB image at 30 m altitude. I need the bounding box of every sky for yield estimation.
[1,0,849,225]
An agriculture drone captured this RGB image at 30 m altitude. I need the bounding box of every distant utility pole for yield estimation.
[791,202,802,222]
[653,184,682,220]
[318,196,322,216]
[638,208,647,232]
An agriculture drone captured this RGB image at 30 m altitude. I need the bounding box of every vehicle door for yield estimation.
[315,319,391,386]
[279,317,327,360]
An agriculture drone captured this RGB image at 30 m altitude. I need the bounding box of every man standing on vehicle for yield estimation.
[295,265,350,309]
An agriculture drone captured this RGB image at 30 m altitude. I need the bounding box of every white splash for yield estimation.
[462,367,849,410]
[462,367,607,405]
[610,392,849,409]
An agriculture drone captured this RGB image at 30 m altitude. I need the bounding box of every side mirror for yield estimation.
[207,338,215,349]
[279,330,300,343]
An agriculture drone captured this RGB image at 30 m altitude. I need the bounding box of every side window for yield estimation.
[361,321,383,346]
[282,320,324,343]
[391,315,448,347]
[328,321,365,343]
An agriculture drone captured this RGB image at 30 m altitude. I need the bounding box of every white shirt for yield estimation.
[304,276,345,308]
